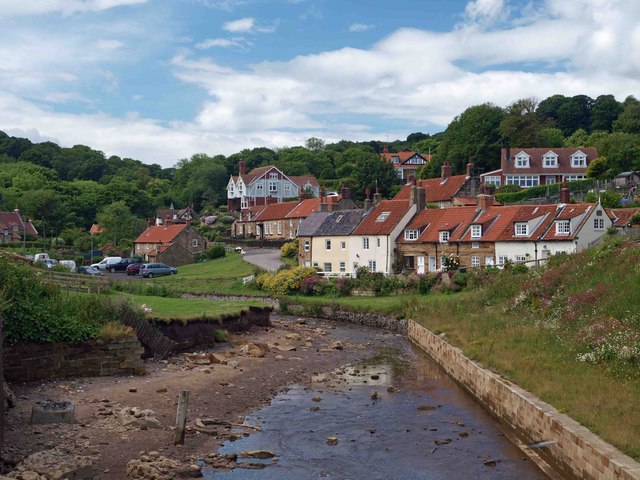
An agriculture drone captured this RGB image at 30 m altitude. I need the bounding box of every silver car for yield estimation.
[140,263,177,278]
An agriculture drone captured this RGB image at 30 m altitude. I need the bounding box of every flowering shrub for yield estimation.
[280,240,298,258]
[255,266,318,296]
[441,254,460,272]
[299,275,328,295]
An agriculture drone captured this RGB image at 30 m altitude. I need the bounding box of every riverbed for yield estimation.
[207,317,547,479]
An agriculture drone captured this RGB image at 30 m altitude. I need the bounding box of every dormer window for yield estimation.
[376,212,390,222]
[404,229,419,240]
[514,223,529,236]
[470,225,482,238]
[439,231,449,243]
[515,153,530,168]
[571,152,587,168]
[391,156,400,164]
[543,152,558,168]
[556,220,571,235]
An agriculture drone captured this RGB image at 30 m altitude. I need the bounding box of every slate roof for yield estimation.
[352,200,411,236]
[314,210,367,236]
[134,224,188,244]
[297,212,331,237]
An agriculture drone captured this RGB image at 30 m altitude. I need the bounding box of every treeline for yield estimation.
[0,92,638,250]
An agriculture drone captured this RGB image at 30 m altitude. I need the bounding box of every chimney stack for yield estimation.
[298,188,306,201]
[441,162,452,180]
[239,159,247,175]
[407,174,416,186]
[148,218,155,227]
[476,194,494,210]
[373,186,382,206]
[383,145,389,154]
[364,187,372,211]
[410,186,426,211]
[466,162,474,177]
[340,184,350,199]
[560,178,570,204]
[319,187,326,202]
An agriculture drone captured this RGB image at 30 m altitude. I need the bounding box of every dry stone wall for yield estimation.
[3,335,144,382]
[408,320,640,480]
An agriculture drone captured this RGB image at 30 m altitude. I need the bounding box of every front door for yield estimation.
[428,256,437,272]
[417,256,425,274]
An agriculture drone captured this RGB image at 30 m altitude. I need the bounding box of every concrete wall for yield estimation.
[3,335,145,382]
[407,321,640,480]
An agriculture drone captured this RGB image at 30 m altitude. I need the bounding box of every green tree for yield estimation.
[349,147,398,199]
[96,201,145,246]
[500,98,550,147]
[613,103,640,134]
[586,157,610,179]
[436,103,505,174]
[594,132,640,174]
[536,128,565,147]
[591,95,622,132]
[305,137,325,152]
[565,128,590,147]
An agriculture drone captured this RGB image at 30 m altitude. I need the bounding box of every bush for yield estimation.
[219,215,235,225]
[280,240,298,258]
[417,274,438,294]
[207,244,226,260]
[451,271,469,289]
[299,275,328,295]
[255,266,318,295]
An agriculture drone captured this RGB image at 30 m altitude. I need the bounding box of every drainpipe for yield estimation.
[534,241,538,267]
[386,236,390,275]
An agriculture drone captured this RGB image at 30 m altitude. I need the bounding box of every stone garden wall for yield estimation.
[3,334,145,382]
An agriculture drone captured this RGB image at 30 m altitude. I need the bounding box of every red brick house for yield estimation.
[134,224,206,266]
[380,146,431,181]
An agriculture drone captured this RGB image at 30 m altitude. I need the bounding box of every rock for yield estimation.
[458,431,469,438]
[126,453,185,479]
[4,381,16,409]
[274,355,285,361]
[19,448,95,480]
[387,386,396,393]
[295,318,307,325]
[156,387,168,393]
[326,436,338,446]
[118,407,161,429]
[129,388,137,393]
[311,396,322,402]
[238,450,276,459]
[327,341,344,350]
[18,472,40,480]
[309,406,320,412]
[285,333,302,341]
[417,404,437,411]
[31,400,75,425]
[240,343,268,358]
[276,345,297,352]
[370,391,379,400]
[434,438,452,446]
[483,459,498,467]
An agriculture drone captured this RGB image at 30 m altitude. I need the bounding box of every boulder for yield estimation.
[3,381,16,409]
[19,449,96,480]
[118,407,161,429]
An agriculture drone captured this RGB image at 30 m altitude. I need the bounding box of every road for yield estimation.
[242,248,284,272]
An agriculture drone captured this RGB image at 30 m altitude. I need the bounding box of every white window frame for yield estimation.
[556,220,571,236]
[363,237,370,250]
[514,223,529,236]
[376,212,390,222]
[268,181,277,192]
[506,175,540,187]
[339,262,346,273]
[498,256,507,267]
[277,221,282,235]
[377,238,381,247]
[325,239,332,250]
[191,239,199,248]
[340,241,346,250]
[472,242,480,249]
[571,154,587,168]
[323,262,332,273]
[484,175,501,187]
[515,255,527,263]
[594,218,605,230]
[471,256,480,268]
[404,229,419,240]
[470,225,482,238]
[304,240,310,252]
[515,154,530,168]
[543,153,558,168]
[368,260,377,272]
[269,172,278,179]
[439,231,449,243]
[241,197,248,209]
[564,175,586,181]
[289,219,294,239]
[256,182,263,192]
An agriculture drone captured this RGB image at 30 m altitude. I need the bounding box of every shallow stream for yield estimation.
[206,318,548,479]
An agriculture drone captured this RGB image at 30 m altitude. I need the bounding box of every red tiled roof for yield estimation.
[453,197,502,206]
[285,198,322,218]
[502,147,597,175]
[494,205,558,241]
[399,207,478,243]
[394,175,469,203]
[0,211,37,236]
[352,200,412,235]
[540,204,595,241]
[238,165,275,185]
[381,150,431,165]
[253,200,300,221]
[134,224,188,244]
[89,224,103,235]
[290,175,319,188]
[607,208,640,227]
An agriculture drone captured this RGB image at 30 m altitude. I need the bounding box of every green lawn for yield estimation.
[287,294,418,314]
[119,253,266,296]
[112,292,268,322]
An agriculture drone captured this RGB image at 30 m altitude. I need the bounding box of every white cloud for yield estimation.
[464,0,509,25]
[223,17,255,33]
[349,23,375,33]
[97,39,125,50]
[196,37,252,50]
[0,0,148,17]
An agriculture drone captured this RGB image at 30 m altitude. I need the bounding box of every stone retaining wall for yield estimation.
[408,321,640,480]
[3,335,145,382]
[284,303,407,334]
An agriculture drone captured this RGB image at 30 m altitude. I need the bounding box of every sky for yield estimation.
[0,0,639,168]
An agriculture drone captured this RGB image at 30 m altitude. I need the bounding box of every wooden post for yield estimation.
[174,390,190,445]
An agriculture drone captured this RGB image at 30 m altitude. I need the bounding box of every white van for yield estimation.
[59,260,77,273]
[92,256,122,271]
[34,253,50,263]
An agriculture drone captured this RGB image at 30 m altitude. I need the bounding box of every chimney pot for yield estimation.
[441,162,452,179]
[239,159,247,175]
[466,162,474,177]
[560,178,570,204]
[476,194,494,210]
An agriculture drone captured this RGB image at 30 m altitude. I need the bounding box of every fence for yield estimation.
[42,270,110,294]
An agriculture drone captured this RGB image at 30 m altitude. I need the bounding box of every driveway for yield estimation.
[242,248,284,272]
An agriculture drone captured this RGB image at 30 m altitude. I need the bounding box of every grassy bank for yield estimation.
[112,292,267,322]
[287,294,418,314]
[408,238,640,460]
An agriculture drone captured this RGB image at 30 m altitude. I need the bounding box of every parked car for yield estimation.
[59,260,77,273]
[91,256,122,271]
[34,253,50,263]
[42,259,58,269]
[140,263,177,278]
[107,258,140,273]
[79,266,103,276]
[126,262,143,276]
